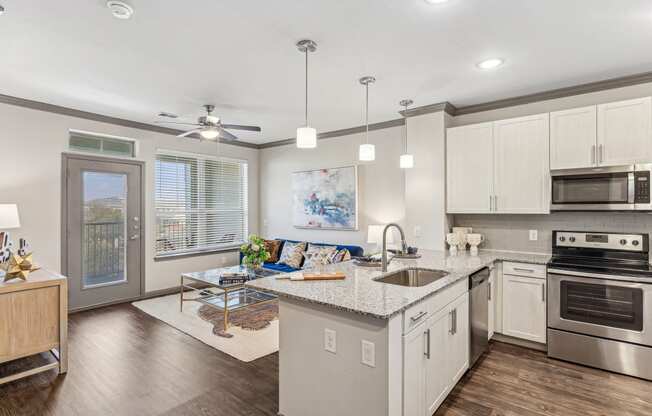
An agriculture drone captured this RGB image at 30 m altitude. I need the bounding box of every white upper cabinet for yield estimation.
[598,97,652,166]
[446,123,494,213]
[493,113,550,214]
[550,106,597,169]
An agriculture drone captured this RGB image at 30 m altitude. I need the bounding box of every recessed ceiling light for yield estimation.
[107,1,134,20]
[0,5,5,15]
[424,0,449,4]
[477,58,505,70]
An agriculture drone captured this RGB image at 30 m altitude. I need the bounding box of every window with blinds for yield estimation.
[155,151,248,257]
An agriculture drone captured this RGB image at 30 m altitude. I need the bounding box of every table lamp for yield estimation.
[367,225,395,254]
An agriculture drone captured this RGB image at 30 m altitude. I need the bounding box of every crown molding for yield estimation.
[454,71,652,115]
[399,101,457,118]
[0,93,259,149]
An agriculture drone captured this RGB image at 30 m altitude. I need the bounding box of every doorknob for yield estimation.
[129,234,140,240]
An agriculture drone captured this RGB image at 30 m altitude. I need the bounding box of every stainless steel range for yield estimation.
[547,230,652,380]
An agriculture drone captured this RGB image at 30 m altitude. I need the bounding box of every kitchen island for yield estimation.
[246,250,549,416]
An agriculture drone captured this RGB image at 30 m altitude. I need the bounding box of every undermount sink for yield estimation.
[374,268,449,287]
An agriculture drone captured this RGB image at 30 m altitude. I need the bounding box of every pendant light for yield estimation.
[358,76,376,161]
[296,39,317,149]
[399,99,414,169]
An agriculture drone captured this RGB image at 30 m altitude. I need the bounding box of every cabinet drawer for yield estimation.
[403,278,468,334]
[404,301,430,334]
[503,262,546,279]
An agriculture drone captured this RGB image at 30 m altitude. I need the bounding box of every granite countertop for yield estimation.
[245,249,551,320]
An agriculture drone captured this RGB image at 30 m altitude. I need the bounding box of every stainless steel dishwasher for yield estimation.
[469,267,489,367]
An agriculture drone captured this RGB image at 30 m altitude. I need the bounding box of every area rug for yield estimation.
[132,292,279,362]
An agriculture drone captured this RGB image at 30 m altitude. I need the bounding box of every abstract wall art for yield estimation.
[292,166,358,230]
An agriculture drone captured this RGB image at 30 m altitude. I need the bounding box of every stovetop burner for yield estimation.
[548,230,652,279]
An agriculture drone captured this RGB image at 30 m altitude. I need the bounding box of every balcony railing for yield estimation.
[83,221,125,285]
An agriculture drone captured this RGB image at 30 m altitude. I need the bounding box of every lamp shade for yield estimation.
[400,154,414,169]
[359,143,375,161]
[296,126,317,148]
[367,225,395,246]
[200,128,220,140]
[0,204,20,229]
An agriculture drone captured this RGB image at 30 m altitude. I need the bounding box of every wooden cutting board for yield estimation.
[296,272,346,281]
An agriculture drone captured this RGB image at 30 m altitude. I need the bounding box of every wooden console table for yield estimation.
[0,269,68,385]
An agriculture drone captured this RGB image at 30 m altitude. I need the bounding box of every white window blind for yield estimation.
[155,151,248,257]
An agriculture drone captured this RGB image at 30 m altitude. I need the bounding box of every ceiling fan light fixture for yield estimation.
[200,128,220,140]
[296,126,317,149]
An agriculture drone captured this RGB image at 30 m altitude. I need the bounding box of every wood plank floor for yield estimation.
[0,303,650,416]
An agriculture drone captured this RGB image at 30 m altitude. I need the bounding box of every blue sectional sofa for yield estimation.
[240,238,364,273]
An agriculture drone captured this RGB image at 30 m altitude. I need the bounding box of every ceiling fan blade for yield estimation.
[219,128,239,141]
[155,121,201,126]
[221,124,262,132]
[177,129,201,138]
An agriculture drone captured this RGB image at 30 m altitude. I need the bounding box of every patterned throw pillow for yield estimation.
[263,239,282,263]
[330,248,351,263]
[302,245,337,269]
[277,241,307,269]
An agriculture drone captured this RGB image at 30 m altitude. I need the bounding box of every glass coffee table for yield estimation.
[180,265,278,332]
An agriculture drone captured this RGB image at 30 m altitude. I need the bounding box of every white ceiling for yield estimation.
[2,0,652,144]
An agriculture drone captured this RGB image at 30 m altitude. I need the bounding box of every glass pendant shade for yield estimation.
[200,128,220,140]
[400,154,414,169]
[359,143,376,161]
[296,126,317,148]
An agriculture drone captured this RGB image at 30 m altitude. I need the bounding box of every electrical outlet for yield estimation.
[361,340,375,367]
[414,226,422,238]
[529,230,538,241]
[324,328,337,354]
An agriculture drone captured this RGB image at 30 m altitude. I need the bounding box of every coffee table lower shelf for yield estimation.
[180,273,277,332]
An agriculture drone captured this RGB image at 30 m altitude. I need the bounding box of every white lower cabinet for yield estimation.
[403,292,469,416]
[502,273,546,344]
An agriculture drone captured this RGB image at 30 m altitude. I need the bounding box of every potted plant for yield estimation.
[240,235,270,271]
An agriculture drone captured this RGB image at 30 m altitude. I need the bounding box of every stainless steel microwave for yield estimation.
[550,164,652,211]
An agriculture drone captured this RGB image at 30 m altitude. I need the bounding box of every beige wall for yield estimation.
[259,126,407,252]
[0,102,259,292]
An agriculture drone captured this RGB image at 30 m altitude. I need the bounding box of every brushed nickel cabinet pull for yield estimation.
[424,329,431,359]
[411,311,427,322]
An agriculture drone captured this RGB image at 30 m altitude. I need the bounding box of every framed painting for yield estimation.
[292,166,358,230]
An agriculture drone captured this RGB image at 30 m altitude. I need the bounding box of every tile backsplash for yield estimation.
[453,213,652,254]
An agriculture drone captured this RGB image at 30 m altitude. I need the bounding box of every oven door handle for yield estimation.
[547,269,649,287]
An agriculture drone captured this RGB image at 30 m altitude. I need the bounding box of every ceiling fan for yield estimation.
[155,104,261,141]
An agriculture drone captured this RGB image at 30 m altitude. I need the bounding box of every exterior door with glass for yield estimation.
[63,154,143,311]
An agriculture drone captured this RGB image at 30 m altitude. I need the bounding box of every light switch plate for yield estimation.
[414,226,422,238]
[361,340,375,367]
[324,328,337,354]
[529,230,538,241]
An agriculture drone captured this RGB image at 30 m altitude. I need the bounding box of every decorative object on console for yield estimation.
[17,238,30,257]
[358,76,377,161]
[292,166,358,230]
[0,204,21,279]
[277,241,307,269]
[3,252,39,282]
[452,227,472,251]
[446,233,460,254]
[240,235,270,271]
[399,99,415,169]
[466,233,485,256]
